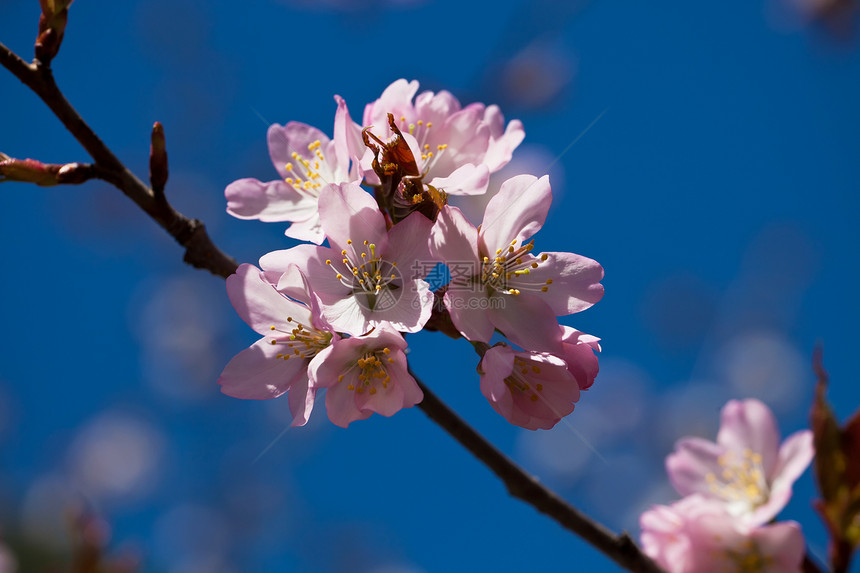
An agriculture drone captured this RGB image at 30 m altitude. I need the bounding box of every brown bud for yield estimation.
[35,0,73,65]
[149,122,169,196]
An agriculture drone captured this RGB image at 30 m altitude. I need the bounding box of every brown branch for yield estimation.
[411,365,665,573]
[0,40,237,278]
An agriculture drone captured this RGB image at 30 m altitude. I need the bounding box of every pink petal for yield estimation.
[415,89,461,125]
[225,178,317,222]
[511,355,579,429]
[267,122,329,179]
[317,292,371,337]
[428,163,490,196]
[307,345,338,388]
[218,338,308,400]
[482,105,525,172]
[325,377,372,428]
[317,183,388,254]
[284,214,325,245]
[487,293,563,353]
[771,429,814,486]
[665,437,726,497]
[444,288,495,342]
[750,430,815,524]
[259,244,324,275]
[479,346,516,417]
[524,251,605,315]
[560,326,601,391]
[717,399,781,475]
[364,280,433,334]
[386,211,434,269]
[479,174,551,254]
[333,95,363,174]
[429,205,479,263]
[286,375,316,426]
[751,521,805,572]
[434,105,490,168]
[226,263,312,334]
[363,79,420,126]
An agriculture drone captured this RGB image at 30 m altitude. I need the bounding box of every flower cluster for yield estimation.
[640,399,815,572]
[220,79,604,428]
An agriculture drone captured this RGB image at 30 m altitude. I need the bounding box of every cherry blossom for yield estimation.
[429,174,604,352]
[357,79,524,196]
[479,344,580,430]
[260,182,434,335]
[640,495,805,573]
[309,326,422,427]
[665,398,814,527]
[218,263,337,426]
[225,97,359,244]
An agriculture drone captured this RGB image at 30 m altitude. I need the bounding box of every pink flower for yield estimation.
[479,344,580,430]
[666,399,814,527]
[260,182,434,335]
[429,174,604,352]
[218,263,338,426]
[225,97,359,244]
[309,326,422,427]
[640,495,805,573]
[358,79,524,196]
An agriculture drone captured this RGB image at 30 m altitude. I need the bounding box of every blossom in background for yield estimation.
[429,174,604,352]
[666,398,814,526]
[640,494,805,573]
[309,326,422,427]
[218,263,338,426]
[260,182,434,335]
[0,539,15,573]
[479,344,581,430]
[357,79,524,196]
[225,97,359,244]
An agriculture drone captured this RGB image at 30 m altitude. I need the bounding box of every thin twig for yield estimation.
[0,40,238,278]
[411,365,665,573]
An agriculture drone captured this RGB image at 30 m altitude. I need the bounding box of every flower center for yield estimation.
[478,239,553,296]
[325,239,401,311]
[705,449,770,511]
[283,139,334,197]
[340,347,397,395]
[268,316,333,360]
[503,356,545,403]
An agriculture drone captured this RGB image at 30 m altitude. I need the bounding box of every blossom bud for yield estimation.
[149,122,169,196]
[0,156,94,186]
[35,0,74,65]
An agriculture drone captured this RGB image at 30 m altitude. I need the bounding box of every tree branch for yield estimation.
[0,40,238,278]
[411,365,665,573]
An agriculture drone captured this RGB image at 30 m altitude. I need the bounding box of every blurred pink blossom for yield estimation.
[666,399,814,527]
[640,494,805,573]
